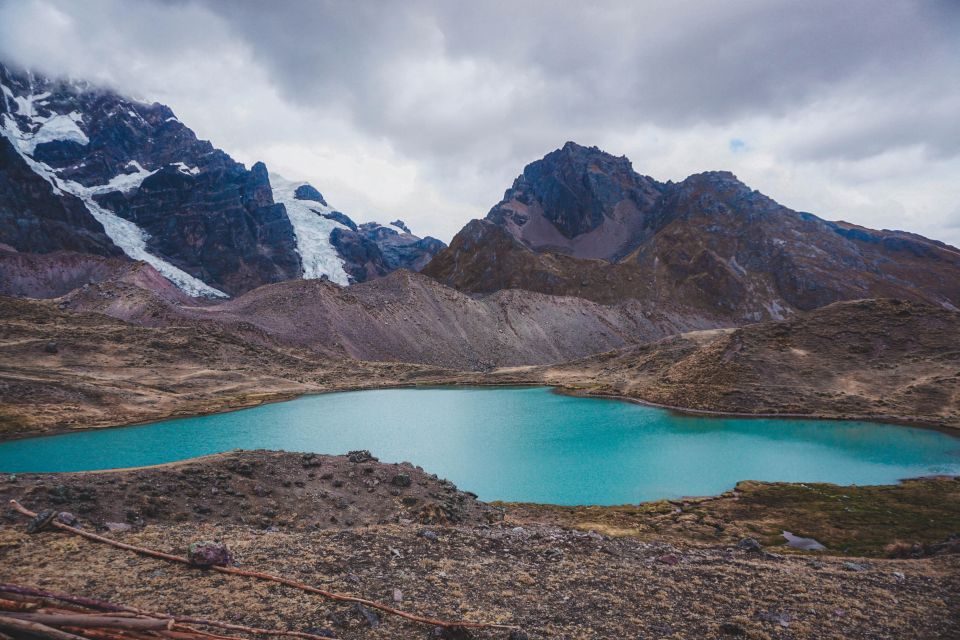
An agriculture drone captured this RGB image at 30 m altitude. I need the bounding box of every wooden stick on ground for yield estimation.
[8,500,518,631]
[0,614,90,640]
[0,585,338,640]
[0,612,173,631]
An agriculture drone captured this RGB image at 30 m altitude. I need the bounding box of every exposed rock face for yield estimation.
[426,142,960,322]
[0,63,301,295]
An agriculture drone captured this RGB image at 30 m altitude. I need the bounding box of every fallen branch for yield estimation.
[9,500,516,631]
[0,614,89,640]
[0,585,335,640]
[0,612,172,631]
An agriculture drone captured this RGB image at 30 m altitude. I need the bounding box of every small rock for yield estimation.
[391,473,412,488]
[26,510,58,534]
[347,450,377,463]
[892,571,906,582]
[353,603,380,628]
[544,547,564,562]
[301,453,322,468]
[508,632,529,640]
[187,541,233,567]
[392,588,403,603]
[56,512,78,526]
[737,537,762,553]
[658,553,680,565]
[44,341,58,354]
[843,561,868,572]
[420,529,438,542]
[104,522,132,533]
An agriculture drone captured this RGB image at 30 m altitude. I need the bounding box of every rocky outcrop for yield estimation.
[487,141,663,260]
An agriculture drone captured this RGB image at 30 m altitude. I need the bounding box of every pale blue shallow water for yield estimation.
[1,387,958,505]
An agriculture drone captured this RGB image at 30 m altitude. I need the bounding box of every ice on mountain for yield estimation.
[28,112,89,151]
[270,173,351,285]
[172,162,200,176]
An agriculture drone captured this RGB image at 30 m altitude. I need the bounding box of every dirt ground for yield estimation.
[0,452,957,639]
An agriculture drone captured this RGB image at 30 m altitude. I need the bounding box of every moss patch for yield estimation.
[506,476,960,557]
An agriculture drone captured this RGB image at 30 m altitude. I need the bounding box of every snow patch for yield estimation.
[86,161,157,195]
[28,112,89,151]
[172,161,200,176]
[270,173,350,285]
[0,114,64,193]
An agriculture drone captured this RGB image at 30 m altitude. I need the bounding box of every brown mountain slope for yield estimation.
[0,248,189,300]
[425,143,960,323]
[57,269,719,370]
[532,299,960,427]
[0,295,467,435]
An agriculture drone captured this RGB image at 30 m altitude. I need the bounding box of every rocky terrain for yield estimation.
[0,451,957,639]
[426,142,960,323]
[532,298,960,428]
[0,62,443,296]
[0,294,471,436]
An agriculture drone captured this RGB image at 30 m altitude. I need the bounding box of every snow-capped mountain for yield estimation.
[0,63,444,297]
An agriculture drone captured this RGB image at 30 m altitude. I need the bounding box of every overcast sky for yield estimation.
[1,0,958,244]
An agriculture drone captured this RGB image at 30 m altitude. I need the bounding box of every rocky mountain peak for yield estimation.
[485,142,664,260]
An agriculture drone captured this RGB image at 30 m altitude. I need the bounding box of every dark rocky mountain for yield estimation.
[425,142,960,322]
[487,141,663,261]
[0,63,443,296]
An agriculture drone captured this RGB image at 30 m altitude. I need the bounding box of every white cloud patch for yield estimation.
[1,0,957,245]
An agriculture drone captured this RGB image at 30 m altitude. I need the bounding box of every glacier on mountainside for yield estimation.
[270,173,351,286]
[0,86,228,298]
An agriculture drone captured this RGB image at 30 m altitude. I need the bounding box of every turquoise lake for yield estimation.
[1,387,958,505]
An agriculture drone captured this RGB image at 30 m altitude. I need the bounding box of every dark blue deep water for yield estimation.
[1,387,958,505]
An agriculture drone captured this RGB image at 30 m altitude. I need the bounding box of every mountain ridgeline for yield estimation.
[0,63,444,296]
[425,142,960,324]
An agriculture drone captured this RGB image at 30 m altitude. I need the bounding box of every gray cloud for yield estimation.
[1,0,958,244]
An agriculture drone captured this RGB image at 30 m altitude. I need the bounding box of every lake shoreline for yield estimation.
[2,375,957,444]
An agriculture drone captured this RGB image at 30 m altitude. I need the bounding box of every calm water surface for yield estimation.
[1,387,958,505]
